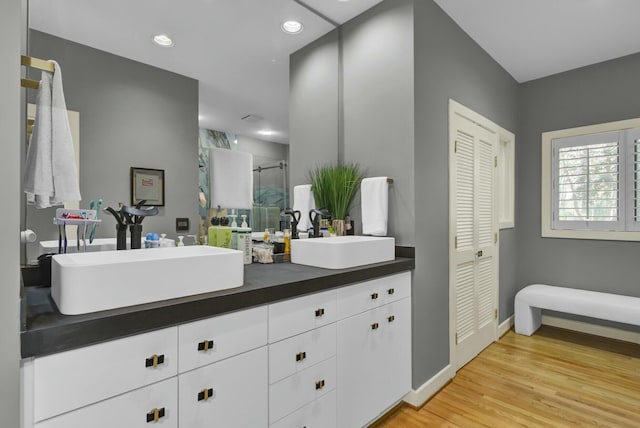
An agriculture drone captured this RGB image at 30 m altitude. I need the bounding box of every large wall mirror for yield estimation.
[21,0,330,263]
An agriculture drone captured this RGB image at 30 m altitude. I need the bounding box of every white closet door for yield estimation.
[450,111,498,371]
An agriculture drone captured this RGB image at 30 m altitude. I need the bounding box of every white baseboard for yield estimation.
[542,315,640,345]
[403,364,455,408]
[498,315,514,337]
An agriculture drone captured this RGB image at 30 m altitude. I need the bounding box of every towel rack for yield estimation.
[20,55,55,89]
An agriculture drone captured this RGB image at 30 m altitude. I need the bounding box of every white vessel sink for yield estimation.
[51,246,243,315]
[291,236,395,269]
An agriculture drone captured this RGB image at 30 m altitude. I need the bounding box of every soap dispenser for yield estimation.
[237,215,252,264]
[229,215,238,250]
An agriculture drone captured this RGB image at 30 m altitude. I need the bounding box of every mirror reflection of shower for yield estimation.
[251,161,289,233]
[198,129,289,241]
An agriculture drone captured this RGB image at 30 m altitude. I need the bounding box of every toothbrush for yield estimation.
[90,199,102,243]
[86,200,95,249]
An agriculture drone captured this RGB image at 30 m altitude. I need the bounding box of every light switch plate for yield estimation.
[176,217,190,232]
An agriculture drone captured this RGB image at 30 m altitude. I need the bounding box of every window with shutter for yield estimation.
[542,120,640,240]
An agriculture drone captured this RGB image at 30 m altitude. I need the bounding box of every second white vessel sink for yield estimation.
[51,246,243,315]
[291,236,395,269]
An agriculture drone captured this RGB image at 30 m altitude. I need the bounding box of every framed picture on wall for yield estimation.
[131,167,165,206]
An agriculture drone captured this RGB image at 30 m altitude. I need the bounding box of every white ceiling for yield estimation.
[433,0,640,83]
[29,0,640,144]
[29,0,384,144]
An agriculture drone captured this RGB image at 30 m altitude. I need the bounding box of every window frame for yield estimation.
[542,117,640,241]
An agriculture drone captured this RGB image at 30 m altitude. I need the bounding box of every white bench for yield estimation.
[514,284,640,336]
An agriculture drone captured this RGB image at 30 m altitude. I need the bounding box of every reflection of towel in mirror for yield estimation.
[293,185,316,232]
[361,177,389,236]
[210,147,253,209]
[24,60,81,208]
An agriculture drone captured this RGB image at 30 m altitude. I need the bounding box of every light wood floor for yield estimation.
[376,326,640,427]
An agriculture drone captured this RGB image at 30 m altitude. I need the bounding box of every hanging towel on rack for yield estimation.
[361,177,389,236]
[293,184,316,232]
[210,147,253,209]
[24,60,81,209]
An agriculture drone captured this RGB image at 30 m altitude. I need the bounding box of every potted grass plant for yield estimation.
[309,163,364,236]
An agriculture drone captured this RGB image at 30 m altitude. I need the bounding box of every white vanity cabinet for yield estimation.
[22,270,412,428]
[268,289,338,427]
[178,347,268,428]
[336,271,412,428]
[177,306,268,428]
[23,326,178,427]
[34,378,178,428]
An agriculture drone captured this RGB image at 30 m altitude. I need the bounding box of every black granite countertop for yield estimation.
[21,257,414,359]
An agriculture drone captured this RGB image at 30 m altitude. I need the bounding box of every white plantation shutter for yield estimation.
[552,131,625,231]
[627,127,640,231]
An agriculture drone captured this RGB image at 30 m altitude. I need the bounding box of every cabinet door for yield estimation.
[35,377,177,428]
[33,326,177,422]
[269,356,336,424]
[337,309,384,428]
[336,298,412,428]
[378,298,412,412]
[269,289,337,343]
[179,305,267,372]
[178,347,268,428]
[336,272,410,320]
[270,389,336,428]
[269,323,336,384]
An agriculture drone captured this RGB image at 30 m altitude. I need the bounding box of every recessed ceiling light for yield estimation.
[281,21,303,34]
[258,130,276,136]
[152,34,174,47]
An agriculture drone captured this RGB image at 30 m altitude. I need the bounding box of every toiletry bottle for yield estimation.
[219,217,232,248]
[238,215,252,264]
[230,215,238,250]
[284,229,291,254]
[208,217,220,247]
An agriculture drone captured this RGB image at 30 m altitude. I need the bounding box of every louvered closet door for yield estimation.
[450,113,498,371]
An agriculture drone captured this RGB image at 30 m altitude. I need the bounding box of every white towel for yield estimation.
[24,60,81,208]
[293,184,316,232]
[210,147,253,209]
[361,177,389,236]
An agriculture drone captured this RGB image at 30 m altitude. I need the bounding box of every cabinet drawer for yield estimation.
[269,289,337,342]
[269,356,336,424]
[179,347,268,428]
[178,306,267,373]
[269,323,336,384]
[33,326,177,422]
[270,389,336,428]
[336,271,411,319]
[35,377,177,428]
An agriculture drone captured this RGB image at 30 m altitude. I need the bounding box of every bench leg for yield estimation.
[515,299,542,336]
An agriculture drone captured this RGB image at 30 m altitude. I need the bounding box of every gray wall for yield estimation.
[289,30,340,187]
[413,0,519,386]
[290,0,520,388]
[342,0,415,244]
[517,53,640,331]
[0,0,22,425]
[26,30,199,259]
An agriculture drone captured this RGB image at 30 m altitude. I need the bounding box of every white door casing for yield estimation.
[449,100,499,371]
